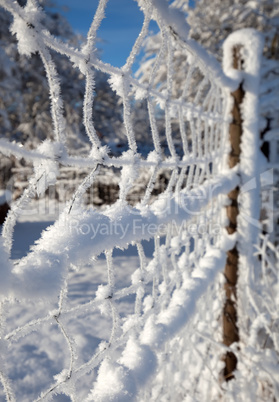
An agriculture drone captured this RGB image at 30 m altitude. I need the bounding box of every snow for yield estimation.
[10,1,42,57]
[0,0,277,399]
[150,0,191,42]
[34,140,64,197]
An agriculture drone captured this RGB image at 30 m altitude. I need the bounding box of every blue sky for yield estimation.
[54,0,149,68]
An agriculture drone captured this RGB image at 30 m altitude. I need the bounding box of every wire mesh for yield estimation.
[0,0,241,400]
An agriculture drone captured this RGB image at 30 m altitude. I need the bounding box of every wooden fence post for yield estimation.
[223,47,244,381]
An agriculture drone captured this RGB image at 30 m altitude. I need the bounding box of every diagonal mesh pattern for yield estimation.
[0,0,247,401]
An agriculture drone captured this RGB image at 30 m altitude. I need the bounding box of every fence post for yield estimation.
[222,46,243,381]
[222,30,263,381]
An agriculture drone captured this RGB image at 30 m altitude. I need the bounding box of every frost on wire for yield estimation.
[0,0,270,401]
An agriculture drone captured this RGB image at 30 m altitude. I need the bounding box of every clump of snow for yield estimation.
[151,0,190,42]
[89,145,110,164]
[96,284,113,301]
[119,338,157,386]
[134,86,148,100]
[108,74,125,98]
[33,140,64,197]
[10,2,43,56]
[85,359,135,402]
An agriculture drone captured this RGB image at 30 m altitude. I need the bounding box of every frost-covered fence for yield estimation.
[0,0,268,401]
